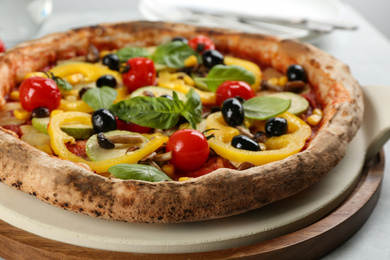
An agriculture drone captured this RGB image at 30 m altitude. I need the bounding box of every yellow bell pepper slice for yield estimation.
[224,56,262,92]
[158,70,216,105]
[207,112,311,166]
[50,62,121,84]
[206,112,240,143]
[48,111,168,173]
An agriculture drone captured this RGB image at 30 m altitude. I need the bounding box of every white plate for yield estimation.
[138,0,346,41]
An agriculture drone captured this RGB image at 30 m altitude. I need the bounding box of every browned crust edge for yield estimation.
[0,21,363,223]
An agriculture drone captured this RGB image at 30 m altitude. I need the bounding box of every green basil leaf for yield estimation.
[116,47,150,63]
[54,76,73,91]
[109,96,184,129]
[151,41,200,68]
[194,65,255,92]
[108,164,172,182]
[181,89,202,129]
[243,96,291,120]
[82,87,118,111]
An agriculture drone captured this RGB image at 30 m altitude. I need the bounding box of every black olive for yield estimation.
[102,54,120,71]
[96,74,117,88]
[92,108,117,133]
[97,132,115,149]
[221,98,245,127]
[286,64,307,82]
[265,117,288,137]
[160,94,173,100]
[172,36,188,44]
[202,49,224,69]
[31,107,50,118]
[231,135,260,151]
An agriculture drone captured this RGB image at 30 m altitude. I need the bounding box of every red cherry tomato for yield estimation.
[115,117,151,134]
[19,77,61,111]
[0,38,5,53]
[166,129,209,171]
[188,35,215,53]
[122,57,156,92]
[216,81,256,106]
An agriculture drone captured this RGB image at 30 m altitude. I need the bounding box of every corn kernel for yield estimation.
[278,76,288,86]
[35,144,53,155]
[307,114,322,126]
[267,77,279,86]
[179,177,194,182]
[184,55,198,67]
[66,73,84,85]
[183,75,195,86]
[50,109,64,118]
[9,91,20,101]
[162,163,175,178]
[259,143,267,151]
[313,108,324,117]
[13,109,31,120]
[65,95,77,101]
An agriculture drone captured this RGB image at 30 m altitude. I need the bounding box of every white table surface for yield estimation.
[6,0,390,259]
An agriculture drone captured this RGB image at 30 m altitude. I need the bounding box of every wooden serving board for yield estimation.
[0,151,383,260]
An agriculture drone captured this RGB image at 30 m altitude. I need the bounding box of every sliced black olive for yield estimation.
[231,135,260,151]
[172,36,188,44]
[102,54,120,71]
[202,49,224,69]
[96,74,117,88]
[265,117,288,137]
[79,87,91,99]
[286,64,307,82]
[31,107,50,118]
[221,98,245,127]
[97,132,115,149]
[92,108,117,133]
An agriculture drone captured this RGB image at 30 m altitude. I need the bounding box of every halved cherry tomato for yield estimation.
[166,129,209,171]
[216,80,255,106]
[116,117,151,134]
[188,35,215,53]
[122,57,156,92]
[0,38,5,53]
[19,77,61,111]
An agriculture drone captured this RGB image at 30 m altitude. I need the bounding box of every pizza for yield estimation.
[0,21,363,223]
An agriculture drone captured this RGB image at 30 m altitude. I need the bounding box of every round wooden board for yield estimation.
[0,151,383,260]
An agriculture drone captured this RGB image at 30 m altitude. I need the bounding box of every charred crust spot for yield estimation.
[53,193,57,197]
[94,210,101,217]
[64,203,69,207]
[45,197,49,201]
[157,216,163,220]
[79,208,84,212]
[32,192,37,196]
[12,180,22,189]
[98,204,103,208]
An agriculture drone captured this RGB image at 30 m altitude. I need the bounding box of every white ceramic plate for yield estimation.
[138,0,346,40]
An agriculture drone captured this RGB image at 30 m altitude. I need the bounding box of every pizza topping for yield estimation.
[188,35,215,53]
[286,64,307,82]
[102,53,121,71]
[221,98,245,127]
[202,49,224,69]
[96,74,117,88]
[216,80,256,106]
[18,77,61,112]
[97,132,115,149]
[268,92,309,115]
[151,41,200,69]
[107,164,172,182]
[91,108,117,133]
[122,57,156,92]
[231,135,261,151]
[32,107,51,118]
[265,117,288,137]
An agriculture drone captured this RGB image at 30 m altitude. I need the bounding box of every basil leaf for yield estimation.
[109,96,184,129]
[116,47,150,63]
[53,76,73,91]
[82,87,118,111]
[108,164,172,182]
[243,96,291,120]
[194,65,255,92]
[182,89,202,129]
[151,41,200,68]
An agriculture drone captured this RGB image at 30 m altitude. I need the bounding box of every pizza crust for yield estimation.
[0,21,363,223]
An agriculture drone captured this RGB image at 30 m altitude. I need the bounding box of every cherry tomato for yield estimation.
[0,38,5,53]
[116,117,151,133]
[188,35,215,53]
[19,77,61,111]
[216,81,255,106]
[122,57,156,92]
[166,129,209,171]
